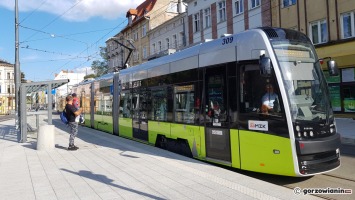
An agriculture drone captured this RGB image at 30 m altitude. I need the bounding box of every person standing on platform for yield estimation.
[71,93,84,124]
[65,95,82,151]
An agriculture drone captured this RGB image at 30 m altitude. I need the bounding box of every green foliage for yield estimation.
[91,47,109,77]
[21,71,27,83]
[84,74,96,79]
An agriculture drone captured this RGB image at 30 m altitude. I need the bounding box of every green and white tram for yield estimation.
[76,27,340,176]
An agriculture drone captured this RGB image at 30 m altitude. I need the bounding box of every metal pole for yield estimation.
[48,84,52,125]
[15,0,21,132]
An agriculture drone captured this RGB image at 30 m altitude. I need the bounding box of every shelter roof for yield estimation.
[20,79,69,93]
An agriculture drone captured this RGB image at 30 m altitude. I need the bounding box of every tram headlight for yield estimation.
[296,125,300,132]
[303,131,307,137]
[309,131,314,137]
[297,132,301,138]
[330,127,335,134]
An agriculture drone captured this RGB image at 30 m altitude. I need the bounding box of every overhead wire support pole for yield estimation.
[111,37,135,69]
[15,0,22,140]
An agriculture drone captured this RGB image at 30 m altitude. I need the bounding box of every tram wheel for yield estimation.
[155,135,167,149]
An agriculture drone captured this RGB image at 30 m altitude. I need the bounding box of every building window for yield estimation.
[152,43,156,54]
[204,7,211,28]
[158,41,162,51]
[166,38,170,49]
[179,32,184,47]
[341,11,355,39]
[133,30,138,41]
[173,34,177,48]
[7,85,10,94]
[194,13,200,32]
[218,1,226,22]
[283,0,297,7]
[143,46,147,59]
[309,20,328,44]
[7,73,10,80]
[250,0,260,9]
[133,50,139,61]
[234,0,244,15]
[142,24,147,37]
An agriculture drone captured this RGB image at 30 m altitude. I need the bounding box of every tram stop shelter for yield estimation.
[18,79,69,143]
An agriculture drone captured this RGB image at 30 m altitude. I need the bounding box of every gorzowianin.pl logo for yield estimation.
[294,187,352,195]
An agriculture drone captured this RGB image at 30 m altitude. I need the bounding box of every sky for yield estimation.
[0,0,145,81]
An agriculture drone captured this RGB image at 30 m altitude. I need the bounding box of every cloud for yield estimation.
[0,0,145,21]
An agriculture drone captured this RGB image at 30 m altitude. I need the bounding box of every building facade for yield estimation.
[148,11,187,60]
[271,0,355,113]
[0,60,15,115]
[106,0,182,70]
[184,0,271,45]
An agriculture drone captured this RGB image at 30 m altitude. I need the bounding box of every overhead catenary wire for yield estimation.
[20,0,176,70]
[48,1,179,75]
[19,0,49,24]
[22,0,84,42]
[20,0,282,80]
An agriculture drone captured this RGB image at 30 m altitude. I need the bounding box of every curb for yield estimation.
[341,137,355,146]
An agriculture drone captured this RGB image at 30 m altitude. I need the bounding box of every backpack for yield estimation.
[60,109,68,124]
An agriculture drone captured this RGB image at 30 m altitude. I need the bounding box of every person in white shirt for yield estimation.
[261,83,278,114]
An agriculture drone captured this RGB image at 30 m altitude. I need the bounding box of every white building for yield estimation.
[54,70,85,110]
[0,60,15,115]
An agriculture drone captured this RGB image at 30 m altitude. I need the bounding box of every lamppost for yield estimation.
[15,0,20,130]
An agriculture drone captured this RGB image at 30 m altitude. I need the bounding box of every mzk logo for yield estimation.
[248,120,268,131]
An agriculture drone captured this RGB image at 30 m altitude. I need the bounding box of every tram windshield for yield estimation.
[272,41,333,123]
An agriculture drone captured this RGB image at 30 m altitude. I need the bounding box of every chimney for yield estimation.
[128,15,132,26]
[178,0,183,14]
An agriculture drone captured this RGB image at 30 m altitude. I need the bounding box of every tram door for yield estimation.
[132,88,148,141]
[204,66,231,162]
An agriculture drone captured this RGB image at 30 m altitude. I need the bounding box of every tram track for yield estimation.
[322,173,355,183]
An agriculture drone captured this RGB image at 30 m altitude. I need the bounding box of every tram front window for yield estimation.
[273,41,332,123]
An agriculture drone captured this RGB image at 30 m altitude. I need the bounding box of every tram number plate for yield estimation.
[211,130,223,136]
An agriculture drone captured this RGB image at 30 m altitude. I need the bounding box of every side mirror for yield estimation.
[260,56,272,77]
[327,60,339,76]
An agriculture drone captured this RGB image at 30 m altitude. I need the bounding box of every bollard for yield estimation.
[36,125,55,151]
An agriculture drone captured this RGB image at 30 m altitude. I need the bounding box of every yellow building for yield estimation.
[272,0,355,114]
[0,59,15,115]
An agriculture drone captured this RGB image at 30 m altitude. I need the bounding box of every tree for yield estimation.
[91,47,109,77]
[84,74,96,79]
[21,71,27,83]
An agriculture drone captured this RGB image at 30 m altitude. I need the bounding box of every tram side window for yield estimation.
[119,92,131,118]
[150,88,167,121]
[174,84,195,124]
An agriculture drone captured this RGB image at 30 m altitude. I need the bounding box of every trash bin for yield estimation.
[37,125,55,150]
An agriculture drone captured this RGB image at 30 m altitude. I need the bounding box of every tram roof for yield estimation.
[119,43,202,76]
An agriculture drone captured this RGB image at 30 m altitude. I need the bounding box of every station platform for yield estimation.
[0,115,325,200]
